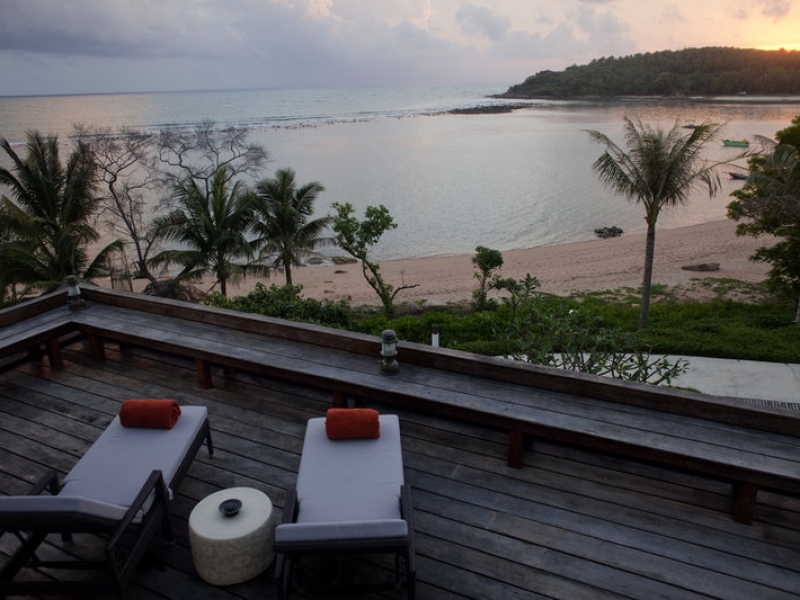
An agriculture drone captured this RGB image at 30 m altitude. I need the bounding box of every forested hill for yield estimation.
[498,47,800,99]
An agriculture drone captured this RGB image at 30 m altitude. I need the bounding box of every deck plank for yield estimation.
[2,340,800,599]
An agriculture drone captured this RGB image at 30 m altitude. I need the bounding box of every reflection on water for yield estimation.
[1,87,798,260]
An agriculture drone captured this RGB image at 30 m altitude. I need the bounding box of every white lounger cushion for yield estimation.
[293,414,404,525]
[58,406,208,510]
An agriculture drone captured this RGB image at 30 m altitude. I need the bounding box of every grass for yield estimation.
[564,278,799,363]
[591,299,800,363]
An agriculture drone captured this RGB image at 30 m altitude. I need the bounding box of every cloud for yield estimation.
[659,5,688,24]
[304,0,340,20]
[455,4,512,42]
[0,0,250,59]
[573,6,631,36]
[759,0,792,20]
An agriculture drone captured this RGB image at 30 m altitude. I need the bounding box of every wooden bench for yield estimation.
[0,292,73,370]
[66,288,800,526]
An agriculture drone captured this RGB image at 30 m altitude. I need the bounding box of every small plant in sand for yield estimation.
[331,202,417,318]
[471,246,504,311]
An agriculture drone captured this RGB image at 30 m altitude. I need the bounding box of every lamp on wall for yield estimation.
[65,275,84,310]
[380,329,399,375]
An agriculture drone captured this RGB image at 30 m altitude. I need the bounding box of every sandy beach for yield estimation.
[189,218,772,307]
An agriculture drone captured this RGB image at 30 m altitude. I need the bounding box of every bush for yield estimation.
[206,283,352,328]
[452,340,507,356]
[492,275,687,385]
[354,310,497,348]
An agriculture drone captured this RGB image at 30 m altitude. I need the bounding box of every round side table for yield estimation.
[188,487,275,585]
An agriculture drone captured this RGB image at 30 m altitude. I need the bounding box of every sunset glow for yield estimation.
[756,44,800,52]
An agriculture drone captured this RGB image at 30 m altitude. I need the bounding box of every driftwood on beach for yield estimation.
[681,262,721,272]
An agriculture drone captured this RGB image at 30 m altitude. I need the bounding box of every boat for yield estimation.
[723,139,750,147]
[728,171,748,180]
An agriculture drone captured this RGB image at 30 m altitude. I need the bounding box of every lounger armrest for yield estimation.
[27,470,62,496]
[0,496,131,532]
[400,484,416,572]
[107,470,168,551]
[400,484,414,524]
[282,487,299,525]
[400,483,417,579]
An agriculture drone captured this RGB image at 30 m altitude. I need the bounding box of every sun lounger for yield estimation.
[274,413,415,599]
[0,404,213,597]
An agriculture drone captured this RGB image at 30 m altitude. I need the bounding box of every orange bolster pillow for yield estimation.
[325,408,380,440]
[119,399,181,429]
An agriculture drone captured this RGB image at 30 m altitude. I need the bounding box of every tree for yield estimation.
[472,246,503,310]
[776,115,800,149]
[588,118,722,329]
[77,126,165,291]
[728,142,800,320]
[150,166,264,297]
[331,202,417,318]
[0,205,18,303]
[156,121,269,198]
[149,122,270,298]
[0,131,123,294]
[252,168,332,286]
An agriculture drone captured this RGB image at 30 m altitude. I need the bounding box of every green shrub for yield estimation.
[452,340,507,356]
[354,310,497,348]
[492,275,687,385]
[206,283,351,328]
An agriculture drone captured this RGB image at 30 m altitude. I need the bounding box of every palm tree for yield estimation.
[252,168,332,286]
[588,118,722,329]
[0,131,122,293]
[150,166,264,297]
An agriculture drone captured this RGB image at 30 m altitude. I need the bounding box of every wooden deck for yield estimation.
[3,340,800,599]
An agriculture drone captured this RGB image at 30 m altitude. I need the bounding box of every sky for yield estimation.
[0,0,798,97]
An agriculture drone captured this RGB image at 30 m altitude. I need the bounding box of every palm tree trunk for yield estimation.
[639,223,657,330]
[285,262,293,286]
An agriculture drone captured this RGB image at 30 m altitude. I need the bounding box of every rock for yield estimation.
[681,262,720,272]
[594,226,623,239]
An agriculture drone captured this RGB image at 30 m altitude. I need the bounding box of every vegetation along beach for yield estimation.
[167,218,771,307]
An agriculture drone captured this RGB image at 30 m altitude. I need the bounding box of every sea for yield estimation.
[1,84,799,261]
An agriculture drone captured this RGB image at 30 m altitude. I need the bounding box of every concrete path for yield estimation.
[676,356,800,404]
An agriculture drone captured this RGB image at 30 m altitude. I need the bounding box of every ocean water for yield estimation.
[1,86,799,260]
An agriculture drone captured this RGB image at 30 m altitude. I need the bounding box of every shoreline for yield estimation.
[147,218,771,307]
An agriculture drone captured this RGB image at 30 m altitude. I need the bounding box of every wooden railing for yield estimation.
[76,286,800,437]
